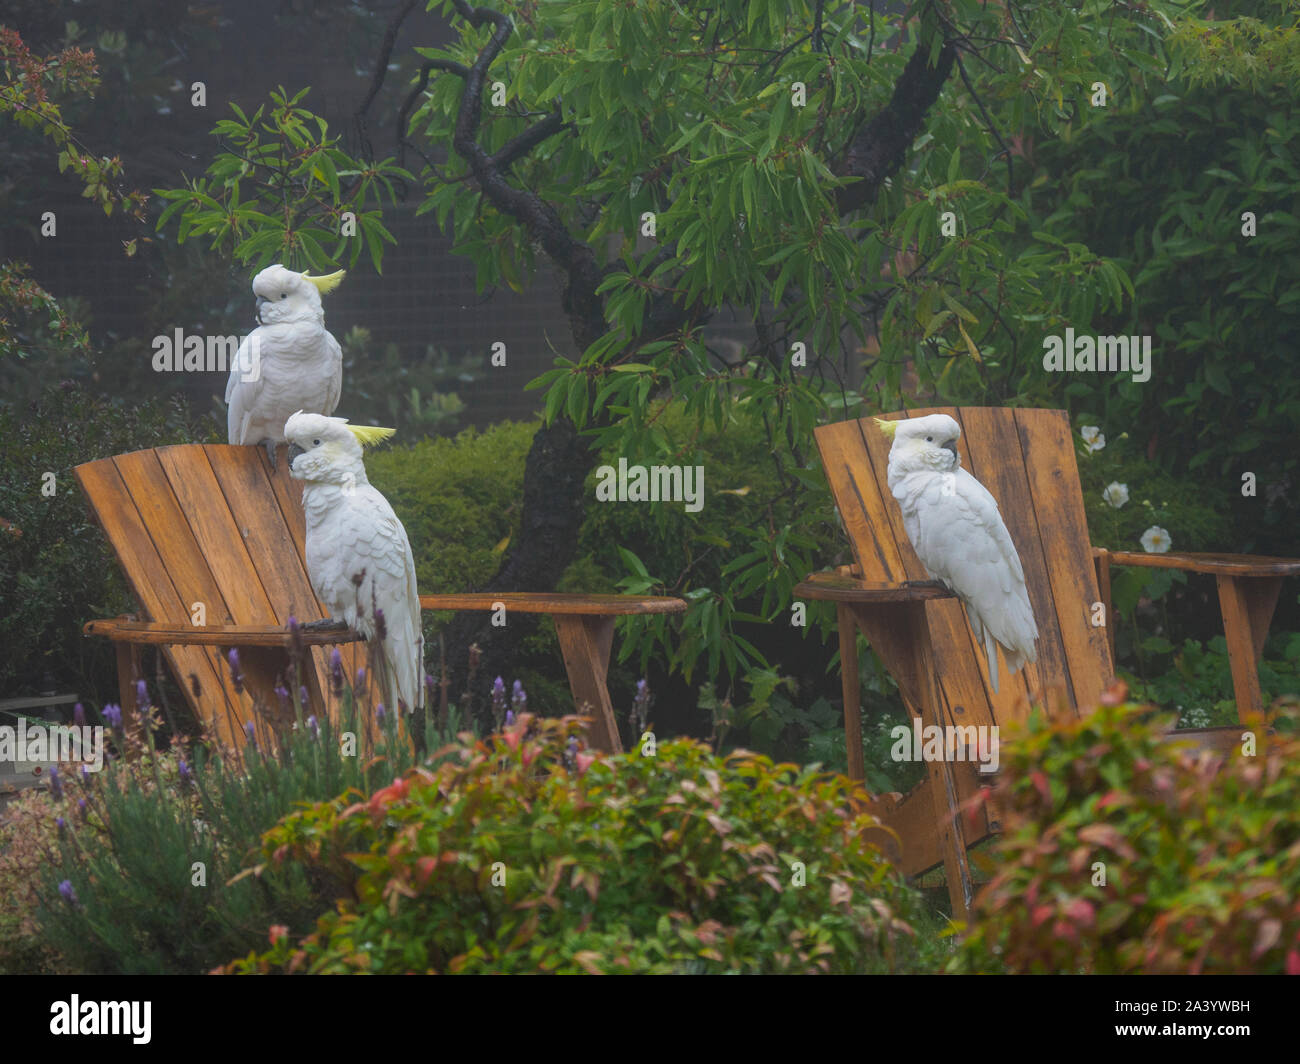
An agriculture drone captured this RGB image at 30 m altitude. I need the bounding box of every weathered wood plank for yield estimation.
[1109,551,1300,576]
[554,615,622,754]
[419,592,687,614]
[73,458,246,746]
[1014,408,1113,716]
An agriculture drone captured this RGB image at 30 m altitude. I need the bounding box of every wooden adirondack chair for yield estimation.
[74,444,685,753]
[796,407,1300,918]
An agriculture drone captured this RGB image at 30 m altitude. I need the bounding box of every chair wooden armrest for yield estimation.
[418,593,687,614]
[418,594,687,754]
[1093,551,1300,716]
[84,617,364,647]
[794,571,955,603]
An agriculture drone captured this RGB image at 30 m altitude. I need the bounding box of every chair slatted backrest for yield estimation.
[815,407,1114,730]
[74,444,368,744]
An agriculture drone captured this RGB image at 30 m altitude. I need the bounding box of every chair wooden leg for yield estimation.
[115,641,142,724]
[554,615,623,755]
[1217,575,1282,722]
[900,601,975,921]
[837,604,864,783]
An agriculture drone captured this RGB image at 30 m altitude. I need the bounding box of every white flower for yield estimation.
[1140,526,1171,553]
[1102,482,1129,509]
[1080,426,1105,453]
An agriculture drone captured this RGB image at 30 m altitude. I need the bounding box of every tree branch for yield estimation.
[833,9,956,214]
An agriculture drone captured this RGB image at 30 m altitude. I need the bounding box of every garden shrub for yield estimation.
[0,787,67,974]
[952,693,1300,975]
[223,715,931,975]
[0,381,215,701]
[31,681,469,975]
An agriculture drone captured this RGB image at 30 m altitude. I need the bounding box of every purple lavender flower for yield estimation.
[73,702,86,727]
[227,648,243,694]
[58,880,78,906]
[376,703,387,726]
[80,765,90,784]
[307,715,319,738]
[505,710,515,727]
[178,759,191,784]
[299,685,310,709]
[511,680,527,714]
[48,765,63,801]
[490,676,507,729]
[244,721,256,748]
[136,679,149,710]
[274,685,290,716]
[356,667,366,690]
[56,816,66,835]
[77,798,88,822]
[102,704,122,729]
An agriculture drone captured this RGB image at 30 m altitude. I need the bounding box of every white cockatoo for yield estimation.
[285,411,425,715]
[877,413,1038,693]
[227,265,345,466]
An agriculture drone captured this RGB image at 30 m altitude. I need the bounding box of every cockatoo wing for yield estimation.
[331,485,424,713]
[895,469,1037,692]
[225,331,264,445]
[323,329,343,417]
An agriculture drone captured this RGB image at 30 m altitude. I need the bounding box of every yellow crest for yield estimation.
[302,269,346,295]
[346,424,396,449]
[873,416,900,439]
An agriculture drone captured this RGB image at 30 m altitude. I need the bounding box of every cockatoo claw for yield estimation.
[301,618,349,632]
[263,438,277,469]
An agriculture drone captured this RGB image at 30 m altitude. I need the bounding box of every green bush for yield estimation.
[1032,84,1300,560]
[223,714,932,974]
[0,381,216,700]
[31,681,469,975]
[953,695,1300,975]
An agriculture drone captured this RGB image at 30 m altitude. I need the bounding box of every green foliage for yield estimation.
[154,86,412,272]
[0,382,216,699]
[222,714,932,974]
[35,691,467,975]
[0,786,64,973]
[1126,632,1300,728]
[577,398,840,684]
[1075,424,1233,555]
[953,696,1300,974]
[1026,22,1300,556]
[365,420,536,601]
[337,325,474,440]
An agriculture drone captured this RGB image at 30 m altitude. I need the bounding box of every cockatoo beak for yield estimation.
[255,295,268,325]
[287,443,305,466]
[942,440,958,457]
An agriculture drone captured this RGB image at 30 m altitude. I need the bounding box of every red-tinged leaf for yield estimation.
[1287,949,1300,975]
[1031,905,1053,928]
[1031,771,1051,805]
[1052,919,1077,942]
[1077,823,1138,860]
[415,856,438,887]
[1064,898,1095,927]
[705,812,733,835]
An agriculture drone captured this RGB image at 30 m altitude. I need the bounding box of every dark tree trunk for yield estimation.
[433,415,594,731]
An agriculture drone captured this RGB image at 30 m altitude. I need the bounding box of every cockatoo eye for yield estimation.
[280,293,287,299]
[312,438,321,447]
[926,436,933,442]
